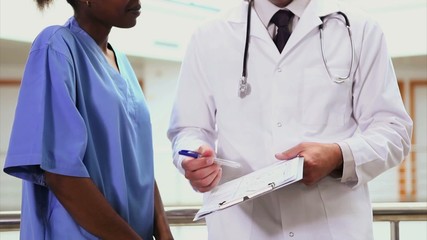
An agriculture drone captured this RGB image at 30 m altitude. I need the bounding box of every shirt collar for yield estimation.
[254,0,311,28]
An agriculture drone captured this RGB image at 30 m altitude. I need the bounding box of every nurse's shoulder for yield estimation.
[29,19,79,59]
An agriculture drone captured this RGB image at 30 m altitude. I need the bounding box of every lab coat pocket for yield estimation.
[300,68,352,127]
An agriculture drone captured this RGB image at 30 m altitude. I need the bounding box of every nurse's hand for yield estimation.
[181,145,222,192]
[275,142,343,185]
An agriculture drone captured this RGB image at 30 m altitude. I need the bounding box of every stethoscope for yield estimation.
[238,0,355,98]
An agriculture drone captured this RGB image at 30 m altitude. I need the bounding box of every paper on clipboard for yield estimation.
[193,156,304,221]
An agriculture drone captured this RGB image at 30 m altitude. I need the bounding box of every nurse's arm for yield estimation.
[153,181,174,240]
[44,171,142,240]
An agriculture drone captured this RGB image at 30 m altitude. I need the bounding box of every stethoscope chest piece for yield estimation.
[238,76,251,98]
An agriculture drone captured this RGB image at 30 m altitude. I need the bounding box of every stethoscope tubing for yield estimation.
[238,0,253,98]
[239,2,355,98]
[319,11,354,83]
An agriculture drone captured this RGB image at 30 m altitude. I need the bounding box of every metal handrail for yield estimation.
[371,202,427,240]
[1,202,426,240]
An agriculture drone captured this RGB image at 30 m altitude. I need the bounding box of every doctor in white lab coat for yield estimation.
[168,0,413,239]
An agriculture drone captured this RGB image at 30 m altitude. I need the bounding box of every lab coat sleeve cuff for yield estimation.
[337,142,358,186]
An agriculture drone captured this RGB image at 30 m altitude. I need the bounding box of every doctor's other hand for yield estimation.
[181,145,222,192]
[275,142,343,185]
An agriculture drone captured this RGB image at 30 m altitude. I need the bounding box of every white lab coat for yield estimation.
[168,0,413,239]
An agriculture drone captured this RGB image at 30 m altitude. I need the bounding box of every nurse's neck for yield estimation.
[74,15,119,72]
[269,0,293,8]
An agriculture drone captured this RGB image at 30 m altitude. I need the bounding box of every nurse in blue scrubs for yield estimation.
[3,0,173,239]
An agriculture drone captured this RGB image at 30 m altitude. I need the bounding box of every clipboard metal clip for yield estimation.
[217,182,277,208]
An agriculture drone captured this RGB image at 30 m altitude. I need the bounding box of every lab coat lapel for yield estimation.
[228,2,274,47]
[283,0,340,55]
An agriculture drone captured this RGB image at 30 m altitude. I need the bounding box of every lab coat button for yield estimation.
[289,232,294,237]
[277,122,282,127]
[277,68,282,72]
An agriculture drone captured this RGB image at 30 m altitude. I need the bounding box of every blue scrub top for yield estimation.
[3,17,155,239]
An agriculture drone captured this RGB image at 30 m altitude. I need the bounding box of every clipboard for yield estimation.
[193,156,304,221]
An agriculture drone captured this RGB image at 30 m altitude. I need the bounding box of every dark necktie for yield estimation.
[270,10,294,53]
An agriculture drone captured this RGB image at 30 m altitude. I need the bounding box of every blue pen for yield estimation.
[178,150,241,168]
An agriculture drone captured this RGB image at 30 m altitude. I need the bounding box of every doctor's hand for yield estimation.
[181,145,222,193]
[275,142,343,185]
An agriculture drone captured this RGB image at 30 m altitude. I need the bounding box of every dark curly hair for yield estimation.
[35,0,76,10]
